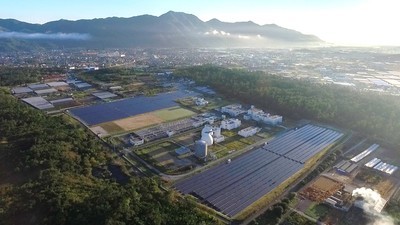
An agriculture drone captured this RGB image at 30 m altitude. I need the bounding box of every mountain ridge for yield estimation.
[0,11,323,51]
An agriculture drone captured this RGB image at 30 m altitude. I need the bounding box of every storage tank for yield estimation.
[195,140,208,159]
[201,125,214,145]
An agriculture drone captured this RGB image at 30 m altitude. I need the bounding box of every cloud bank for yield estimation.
[0,32,91,40]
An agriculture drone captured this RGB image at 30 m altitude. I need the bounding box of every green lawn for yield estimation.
[305,203,329,219]
[152,106,195,121]
[136,141,179,156]
[221,130,237,138]
[284,212,315,225]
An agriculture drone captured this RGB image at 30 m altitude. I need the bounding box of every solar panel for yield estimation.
[69,91,198,125]
[175,124,343,217]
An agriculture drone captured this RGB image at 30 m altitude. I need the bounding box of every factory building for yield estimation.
[195,97,208,106]
[212,126,225,143]
[221,104,246,117]
[129,134,144,146]
[238,126,261,138]
[246,105,283,126]
[221,118,241,130]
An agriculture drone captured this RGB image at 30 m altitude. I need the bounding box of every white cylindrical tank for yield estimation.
[195,140,208,158]
[201,125,213,136]
[201,125,214,145]
[201,133,213,146]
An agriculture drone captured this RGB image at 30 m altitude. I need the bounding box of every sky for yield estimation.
[1,0,399,46]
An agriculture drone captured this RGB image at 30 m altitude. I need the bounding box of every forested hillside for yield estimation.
[0,85,216,224]
[176,66,400,148]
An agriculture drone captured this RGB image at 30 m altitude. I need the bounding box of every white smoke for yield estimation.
[0,31,91,40]
[352,187,394,225]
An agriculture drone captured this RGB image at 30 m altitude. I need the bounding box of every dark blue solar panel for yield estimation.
[174,124,343,217]
[69,91,196,126]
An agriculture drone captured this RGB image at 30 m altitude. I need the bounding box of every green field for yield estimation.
[305,203,329,220]
[137,141,178,156]
[98,122,124,133]
[152,106,195,121]
[284,212,315,225]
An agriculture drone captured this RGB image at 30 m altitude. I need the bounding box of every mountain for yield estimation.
[0,11,323,51]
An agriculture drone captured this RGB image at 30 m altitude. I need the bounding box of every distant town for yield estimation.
[3,47,400,96]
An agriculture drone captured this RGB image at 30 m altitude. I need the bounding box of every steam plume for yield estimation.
[352,187,394,225]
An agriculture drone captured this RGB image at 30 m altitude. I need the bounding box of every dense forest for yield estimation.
[0,67,66,86]
[0,76,217,224]
[175,66,400,148]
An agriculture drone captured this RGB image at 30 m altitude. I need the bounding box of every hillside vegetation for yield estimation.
[0,83,216,224]
[176,66,400,148]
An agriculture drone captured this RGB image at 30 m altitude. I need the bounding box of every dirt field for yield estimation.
[97,122,124,133]
[94,106,195,134]
[112,113,164,131]
[302,176,344,202]
[90,126,109,137]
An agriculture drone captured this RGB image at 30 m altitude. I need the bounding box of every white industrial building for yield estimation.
[220,118,241,130]
[129,135,144,146]
[195,97,209,106]
[212,126,225,143]
[238,126,261,137]
[221,104,246,117]
[247,105,283,125]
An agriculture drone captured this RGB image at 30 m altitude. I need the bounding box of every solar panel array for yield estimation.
[175,124,343,217]
[263,124,343,163]
[69,91,197,126]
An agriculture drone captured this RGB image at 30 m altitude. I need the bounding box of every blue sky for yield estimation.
[1,0,399,46]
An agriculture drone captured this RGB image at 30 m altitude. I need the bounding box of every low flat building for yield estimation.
[47,81,69,88]
[221,118,241,130]
[92,91,118,100]
[28,83,49,90]
[221,104,246,117]
[238,126,261,137]
[12,87,33,95]
[247,105,282,125]
[129,134,144,146]
[22,97,54,110]
[34,88,58,95]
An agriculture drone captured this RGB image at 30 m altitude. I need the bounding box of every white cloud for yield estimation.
[238,35,250,39]
[0,32,91,40]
